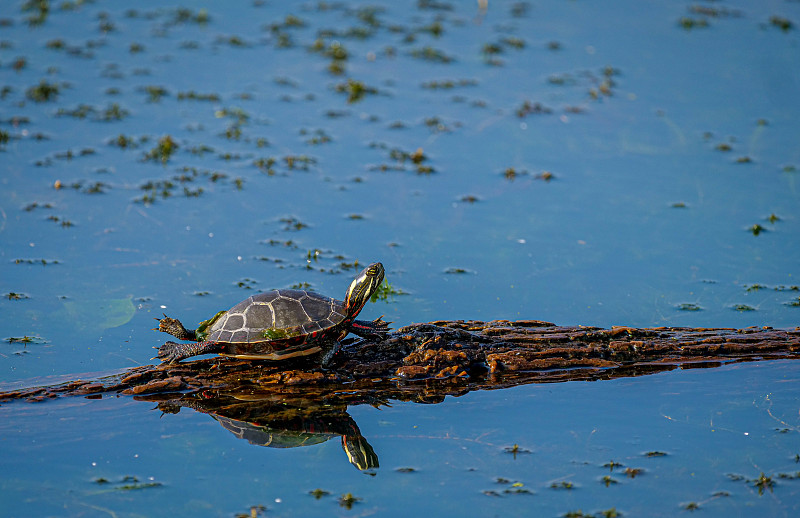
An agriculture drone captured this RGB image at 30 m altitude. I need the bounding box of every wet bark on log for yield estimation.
[2,320,799,405]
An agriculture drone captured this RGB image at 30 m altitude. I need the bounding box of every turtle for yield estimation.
[155,262,387,364]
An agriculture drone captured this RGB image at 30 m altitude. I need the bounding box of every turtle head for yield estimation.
[344,262,384,318]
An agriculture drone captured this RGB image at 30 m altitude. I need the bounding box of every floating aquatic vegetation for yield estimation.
[5,335,47,344]
[35,147,97,166]
[624,467,644,478]
[177,90,221,101]
[284,154,316,170]
[678,17,709,30]
[410,46,454,63]
[264,14,306,33]
[516,100,552,117]
[416,20,444,38]
[644,451,667,457]
[689,5,743,19]
[253,157,277,174]
[143,135,179,164]
[23,201,54,212]
[109,134,148,149]
[481,36,525,66]
[215,106,251,124]
[236,278,258,290]
[421,78,477,89]
[56,103,130,121]
[189,144,215,156]
[22,0,49,26]
[141,85,169,102]
[423,115,458,133]
[234,505,266,518]
[25,80,60,102]
[334,79,378,103]
[769,16,793,32]
[503,167,527,180]
[46,215,75,227]
[503,444,531,457]
[93,475,162,491]
[418,0,453,11]
[600,475,619,487]
[370,281,405,302]
[309,488,330,499]
[338,492,361,509]
[749,223,766,236]
[301,128,332,145]
[215,35,251,47]
[280,216,309,231]
[751,472,775,495]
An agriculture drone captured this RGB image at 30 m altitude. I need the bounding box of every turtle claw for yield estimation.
[374,315,392,329]
[155,316,197,341]
[156,341,185,364]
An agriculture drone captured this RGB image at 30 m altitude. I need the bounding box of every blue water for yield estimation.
[2,361,799,517]
[1,0,799,515]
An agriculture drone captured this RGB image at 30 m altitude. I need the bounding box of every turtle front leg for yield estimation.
[154,315,197,341]
[156,340,223,363]
[350,316,390,340]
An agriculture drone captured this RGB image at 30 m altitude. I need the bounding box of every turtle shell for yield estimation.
[205,289,349,360]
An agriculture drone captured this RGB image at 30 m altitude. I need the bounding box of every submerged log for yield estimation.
[2,320,799,405]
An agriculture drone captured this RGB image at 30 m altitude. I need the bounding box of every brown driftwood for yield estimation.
[2,320,799,405]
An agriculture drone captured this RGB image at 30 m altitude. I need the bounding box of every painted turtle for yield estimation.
[155,262,387,364]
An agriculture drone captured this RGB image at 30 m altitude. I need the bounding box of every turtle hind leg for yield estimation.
[320,342,342,369]
[350,316,391,340]
[154,315,197,341]
[155,340,223,363]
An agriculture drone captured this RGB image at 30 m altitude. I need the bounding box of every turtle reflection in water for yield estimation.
[158,392,379,471]
[155,262,388,365]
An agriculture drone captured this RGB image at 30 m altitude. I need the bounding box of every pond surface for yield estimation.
[1,361,799,517]
[1,0,799,516]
